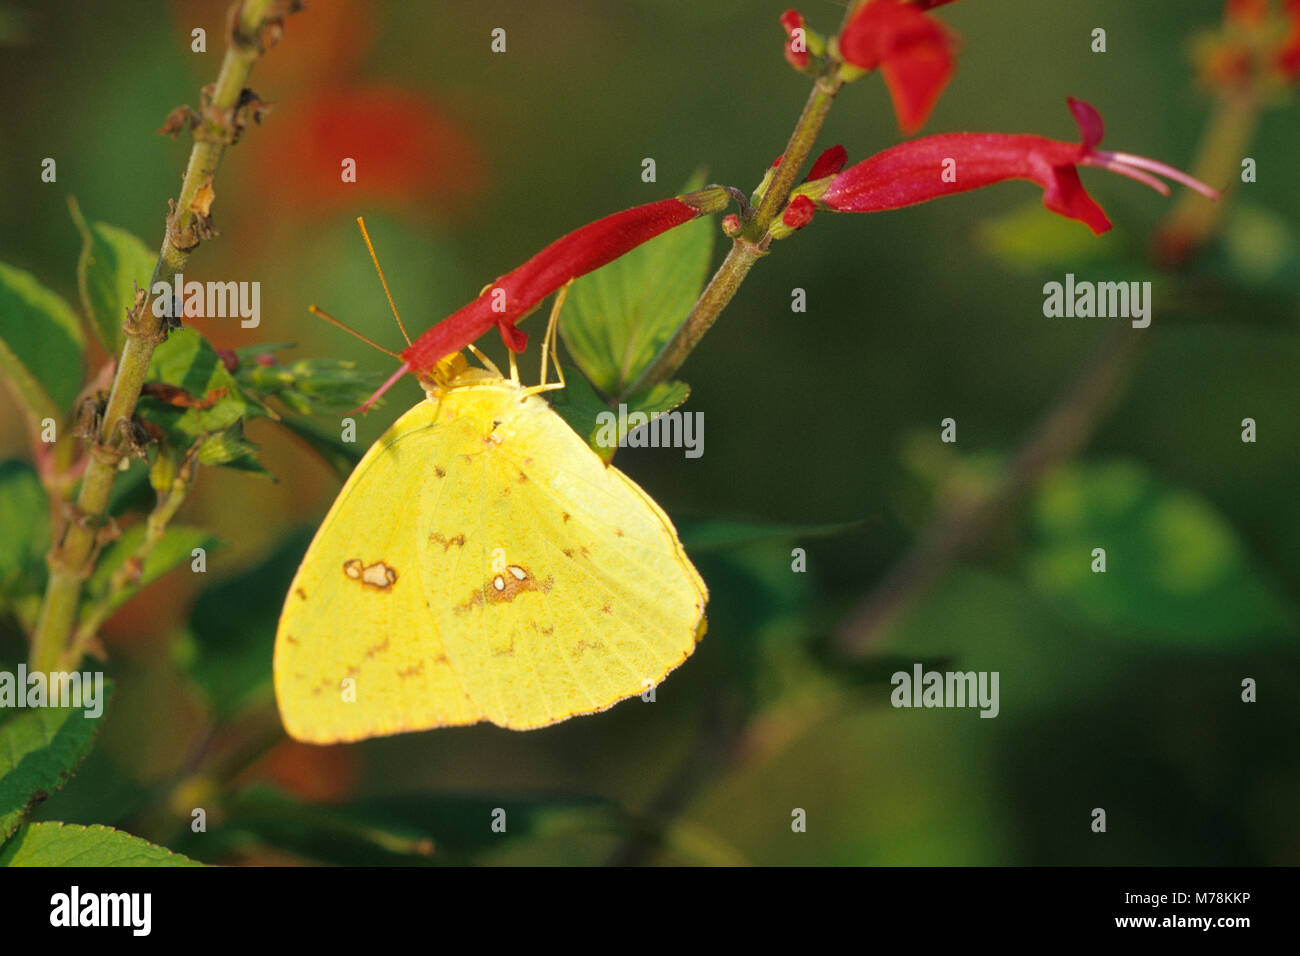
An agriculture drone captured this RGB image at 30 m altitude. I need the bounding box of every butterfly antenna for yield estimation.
[308,305,401,358]
[357,217,412,347]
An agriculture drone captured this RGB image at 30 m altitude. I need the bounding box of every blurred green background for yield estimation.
[1,0,1297,865]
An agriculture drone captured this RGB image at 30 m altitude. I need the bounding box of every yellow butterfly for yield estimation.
[274,233,707,744]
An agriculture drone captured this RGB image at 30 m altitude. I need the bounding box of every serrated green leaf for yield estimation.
[561,180,714,398]
[196,422,269,476]
[0,822,203,866]
[234,353,380,416]
[0,461,49,608]
[68,198,156,354]
[1024,461,1296,645]
[678,516,868,553]
[0,261,85,422]
[142,329,259,439]
[83,525,217,618]
[0,682,111,839]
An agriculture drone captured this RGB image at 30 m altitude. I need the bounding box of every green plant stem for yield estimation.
[70,448,199,661]
[29,0,278,674]
[625,67,845,396]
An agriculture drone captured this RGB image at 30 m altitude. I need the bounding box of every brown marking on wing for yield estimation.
[397,662,425,678]
[454,591,485,615]
[285,634,299,645]
[364,638,390,660]
[294,587,307,600]
[434,465,446,478]
[343,558,397,591]
[458,567,553,611]
[572,639,601,658]
[562,512,571,522]
[430,532,466,551]
[601,604,613,615]
[517,470,529,483]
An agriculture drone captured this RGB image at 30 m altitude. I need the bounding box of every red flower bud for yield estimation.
[782,195,818,231]
[781,10,811,69]
[805,144,848,181]
[821,98,1219,236]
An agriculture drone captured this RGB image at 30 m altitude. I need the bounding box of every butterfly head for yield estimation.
[416,351,503,399]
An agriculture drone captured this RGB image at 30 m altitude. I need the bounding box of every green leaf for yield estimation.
[1024,461,1296,645]
[143,329,260,440]
[678,516,868,553]
[550,370,691,463]
[177,528,313,719]
[232,346,381,415]
[561,181,715,398]
[0,261,85,422]
[83,525,218,618]
[0,822,203,866]
[68,198,156,354]
[0,682,111,839]
[196,422,270,477]
[0,461,49,608]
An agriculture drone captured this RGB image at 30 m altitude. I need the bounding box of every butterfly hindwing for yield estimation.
[419,383,707,729]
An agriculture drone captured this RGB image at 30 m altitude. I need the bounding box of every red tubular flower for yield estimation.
[358,189,728,408]
[821,98,1220,235]
[838,0,957,134]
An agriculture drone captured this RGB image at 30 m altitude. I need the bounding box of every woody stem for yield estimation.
[29,0,279,674]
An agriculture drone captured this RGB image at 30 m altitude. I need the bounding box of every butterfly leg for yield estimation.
[467,343,503,378]
[521,282,571,400]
